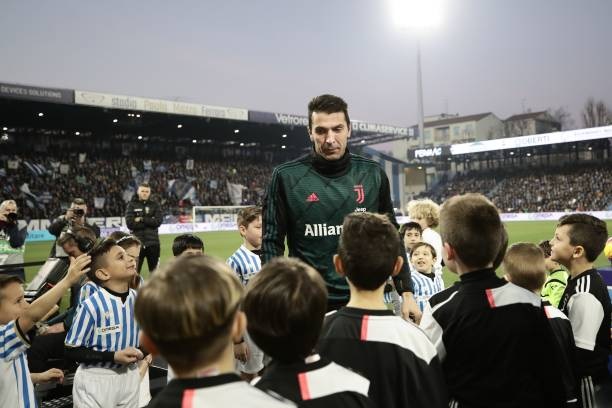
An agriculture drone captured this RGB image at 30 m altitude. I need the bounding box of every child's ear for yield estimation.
[572,245,585,259]
[391,256,404,277]
[140,332,159,356]
[95,268,110,282]
[238,225,247,237]
[333,254,346,277]
[443,242,454,261]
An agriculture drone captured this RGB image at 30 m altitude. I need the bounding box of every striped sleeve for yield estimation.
[78,281,98,305]
[227,252,246,285]
[0,320,30,361]
[65,302,95,347]
[262,168,288,264]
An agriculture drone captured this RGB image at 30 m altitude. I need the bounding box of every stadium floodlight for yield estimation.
[192,139,197,143]
[113,118,118,123]
[177,124,183,128]
[38,112,44,117]
[240,142,245,146]
[282,134,287,138]
[390,0,443,150]
[281,145,286,149]
[2,127,7,131]
[136,114,141,118]
[75,131,80,136]
[234,129,240,133]
[137,135,143,140]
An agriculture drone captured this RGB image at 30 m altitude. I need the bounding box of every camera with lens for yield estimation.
[73,208,85,217]
[6,212,18,223]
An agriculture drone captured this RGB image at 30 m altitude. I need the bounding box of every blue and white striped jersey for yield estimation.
[78,281,99,305]
[0,320,36,408]
[227,245,262,286]
[66,288,139,369]
[412,271,444,312]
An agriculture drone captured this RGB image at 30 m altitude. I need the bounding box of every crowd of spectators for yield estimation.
[0,153,274,220]
[421,162,611,212]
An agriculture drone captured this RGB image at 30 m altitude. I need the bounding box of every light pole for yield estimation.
[390,0,442,149]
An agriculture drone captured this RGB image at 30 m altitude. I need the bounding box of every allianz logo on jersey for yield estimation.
[304,223,343,237]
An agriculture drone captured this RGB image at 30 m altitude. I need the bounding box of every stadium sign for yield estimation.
[451,125,612,155]
[248,110,409,135]
[75,90,248,121]
[0,82,74,104]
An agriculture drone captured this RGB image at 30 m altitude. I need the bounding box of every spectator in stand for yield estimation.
[126,182,163,274]
[0,200,27,281]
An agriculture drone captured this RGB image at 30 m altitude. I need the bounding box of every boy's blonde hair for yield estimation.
[503,243,547,292]
[135,255,243,373]
[407,199,440,228]
[237,206,262,229]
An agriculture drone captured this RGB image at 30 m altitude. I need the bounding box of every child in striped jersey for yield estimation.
[135,255,294,408]
[410,242,444,311]
[65,239,143,408]
[227,206,264,380]
[0,254,90,408]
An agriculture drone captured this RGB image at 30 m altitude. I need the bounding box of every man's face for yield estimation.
[71,203,87,217]
[309,111,350,161]
[138,187,151,201]
[550,225,577,267]
[0,282,28,325]
[62,240,84,258]
[0,202,17,221]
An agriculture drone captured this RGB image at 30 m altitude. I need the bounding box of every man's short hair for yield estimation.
[538,239,552,258]
[87,239,118,285]
[503,243,547,292]
[410,242,437,260]
[57,225,97,248]
[307,94,350,131]
[0,274,23,302]
[72,198,86,206]
[172,234,204,256]
[138,182,150,189]
[400,222,423,239]
[439,193,503,269]
[244,258,327,363]
[135,255,243,373]
[237,206,261,229]
[557,213,608,262]
[338,212,402,290]
[407,199,440,228]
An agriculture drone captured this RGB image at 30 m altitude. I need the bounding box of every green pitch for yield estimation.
[23,220,612,289]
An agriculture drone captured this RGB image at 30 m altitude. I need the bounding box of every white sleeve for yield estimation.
[566,293,604,351]
[419,303,446,360]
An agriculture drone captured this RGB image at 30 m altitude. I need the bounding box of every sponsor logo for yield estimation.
[306,193,319,202]
[304,224,342,237]
[96,324,121,336]
[354,185,365,204]
[354,207,367,212]
[414,147,442,158]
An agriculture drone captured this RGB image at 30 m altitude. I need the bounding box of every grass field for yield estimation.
[23,220,612,291]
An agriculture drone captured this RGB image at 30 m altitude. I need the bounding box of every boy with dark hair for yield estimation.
[400,221,423,255]
[420,193,565,407]
[552,213,610,406]
[245,257,374,407]
[0,254,90,407]
[538,239,568,307]
[410,242,444,311]
[319,212,447,408]
[503,242,579,407]
[171,233,204,256]
[65,239,143,407]
[227,206,264,379]
[135,255,294,408]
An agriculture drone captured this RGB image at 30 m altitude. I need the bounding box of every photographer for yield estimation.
[0,199,27,280]
[48,197,100,258]
[125,182,163,273]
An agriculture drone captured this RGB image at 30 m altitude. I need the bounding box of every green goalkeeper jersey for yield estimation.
[262,151,412,302]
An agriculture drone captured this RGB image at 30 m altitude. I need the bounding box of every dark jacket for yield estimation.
[125,197,163,247]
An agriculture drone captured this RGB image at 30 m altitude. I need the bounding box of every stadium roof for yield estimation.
[424,112,493,128]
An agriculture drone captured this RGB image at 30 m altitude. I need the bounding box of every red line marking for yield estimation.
[361,315,369,340]
[298,372,311,400]
[182,389,195,408]
[485,289,496,308]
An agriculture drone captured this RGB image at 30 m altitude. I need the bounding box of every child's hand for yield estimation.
[114,347,144,365]
[31,368,65,384]
[234,342,249,363]
[65,254,92,285]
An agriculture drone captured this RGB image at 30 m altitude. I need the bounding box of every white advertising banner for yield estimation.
[75,90,248,121]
